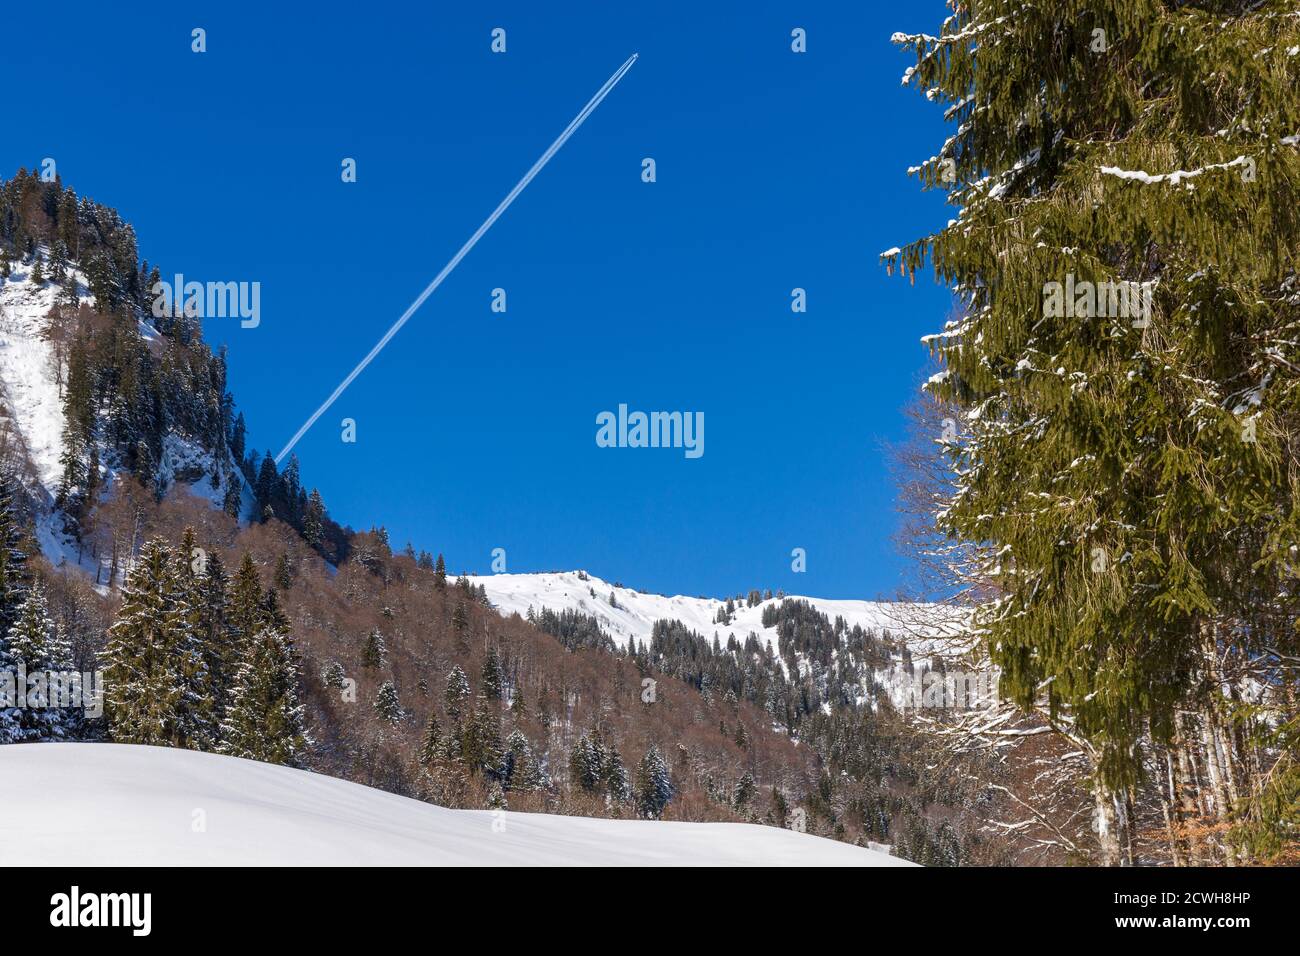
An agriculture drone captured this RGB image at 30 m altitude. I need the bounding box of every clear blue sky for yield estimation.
[2,0,954,599]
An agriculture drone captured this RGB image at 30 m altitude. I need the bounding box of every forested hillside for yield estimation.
[0,168,1029,863]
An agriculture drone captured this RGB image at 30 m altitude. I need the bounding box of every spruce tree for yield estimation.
[0,476,30,635]
[227,553,263,656]
[889,0,1300,862]
[418,711,443,765]
[635,745,673,819]
[2,581,75,740]
[360,628,386,669]
[444,665,470,720]
[504,729,542,792]
[605,742,630,802]
[103,538,213,748]
[480,647,503,701]
[6,580,57,666]
[220,626,309,766]
[374,680,402,724]
[303,489,325,548]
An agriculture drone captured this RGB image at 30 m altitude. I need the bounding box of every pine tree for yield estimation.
[222,480,242,520]
[469,696,504,779]
[220,626,309,766]
[635,745,673,819]
[1,581,75,741]
[504,729,542,792]
[418,711,443,765]
[360,628,386,669]
[569,732,605,793]
[433,553,446,589]
[303,489,325,548]
[733,770,757,811]
[889,1,1300,863]
[444,665,471,720]
[273,553,292,591]
[480,647,503,701]
[0,479,30,639]
[374,680,402,724]
[103,538,213,748]
[194,550,238,716]
[227,553,263,656]
[321,660,346,689]
[7,580,58,667]
[605,742,630,802]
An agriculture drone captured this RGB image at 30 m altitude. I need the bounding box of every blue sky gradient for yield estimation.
[2,1,954,599]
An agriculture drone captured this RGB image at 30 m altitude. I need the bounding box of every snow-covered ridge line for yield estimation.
[457,569,925,653]
[0,743,910,866]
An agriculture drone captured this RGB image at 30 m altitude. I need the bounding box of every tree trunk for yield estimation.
[1093,782,1130,866]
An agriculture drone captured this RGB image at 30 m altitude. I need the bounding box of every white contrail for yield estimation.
[274,53,639,464]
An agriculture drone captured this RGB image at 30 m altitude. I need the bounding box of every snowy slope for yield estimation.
[0,259,73,490]
[458,569,919,652]
[0,744,911,866]
[0,260,253,575]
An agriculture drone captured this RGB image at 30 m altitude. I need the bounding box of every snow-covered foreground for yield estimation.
[459,570,925,652]
[0,744,912,866]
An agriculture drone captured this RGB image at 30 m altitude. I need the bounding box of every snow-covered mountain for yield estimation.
[3,261,925,643]
[0,743,910,866]
[0,259,249,575]
[459,569,924,652]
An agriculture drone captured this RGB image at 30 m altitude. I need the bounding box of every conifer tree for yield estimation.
[888,0,1300,863]
[303,489,325,549]
[360,628,386,669]
[2,581,75,740]
[220,626,309,766]
[635,745,673,819]
[6,579,59,667]
[469,696,505,780]
[605,742,630,802]
[504,729,542,792]
[103,538,213,748]
[321,660,346,689]
[418,711,443,765]
[374,680,402,724]
[480,647,503,701]
[444,665,470,720]
[227,553,263,656]
[0,478,30,637]
[569,732,606,793]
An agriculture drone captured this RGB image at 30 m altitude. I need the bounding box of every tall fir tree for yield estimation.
[102,538,214,748]
[634,745,673,820]
[889,0,1300,863]
[220,626,309,766]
